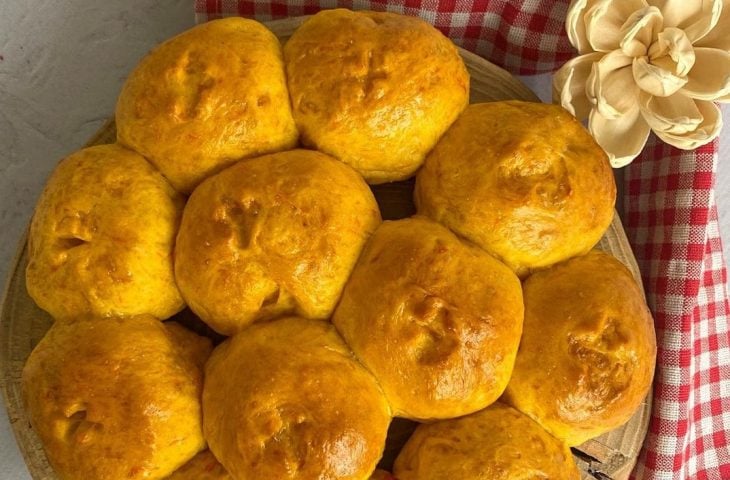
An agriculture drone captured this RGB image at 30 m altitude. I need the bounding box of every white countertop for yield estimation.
[1,2,728,478]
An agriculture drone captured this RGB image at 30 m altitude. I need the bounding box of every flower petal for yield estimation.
[553,52,605,120]
[589,105,651,167]
[585,0,650,52]
[683,0,723,42]
[682,47,730,100]
[648,27,695,76]
[633,55,688,96]
[653,100,723,149]
[640,90,703,134]
[696,0,730,51]
[648,0,722,41]
[587,51,637,118]
[567,0,599,54]
[620,6,664,57]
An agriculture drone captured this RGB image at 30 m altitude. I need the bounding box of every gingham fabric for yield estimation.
[626,137,730,479]
[195,1,730,478]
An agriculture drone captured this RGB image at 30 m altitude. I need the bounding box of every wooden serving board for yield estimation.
[0,16,651,480]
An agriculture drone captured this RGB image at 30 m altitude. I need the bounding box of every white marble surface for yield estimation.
[0,2,728,479]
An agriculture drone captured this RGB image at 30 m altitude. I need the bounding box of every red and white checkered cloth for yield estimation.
[195,1,730,478]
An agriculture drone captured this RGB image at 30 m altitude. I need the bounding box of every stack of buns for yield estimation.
[21,8,656,480]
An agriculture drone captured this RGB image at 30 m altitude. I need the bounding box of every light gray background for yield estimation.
[0,1,728,479]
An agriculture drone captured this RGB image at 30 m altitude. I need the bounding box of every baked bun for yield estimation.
[203,317,391,480]
[393,402,580,480]
[167,451,231,480]
[284,9,469,183]
[116,18,298,193]
[333,216,523,420]
[174,149,381,335]
[22,316,211,480]
[503,250,656,446]
[415,101,616,276]
[26,144,184,321]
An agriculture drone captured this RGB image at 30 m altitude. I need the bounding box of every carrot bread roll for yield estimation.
[116,18,298,193]
[415,101,616,277]
[26,144,184,321]
[174,149,380,336]
[394,402,580,480]
[284,9,469,183]
[203,317,391,480]
[503,250,657,446]
[22,316,211,480]
[333,216,523,421]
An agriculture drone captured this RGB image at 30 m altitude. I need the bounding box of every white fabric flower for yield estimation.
[554,0,730,167]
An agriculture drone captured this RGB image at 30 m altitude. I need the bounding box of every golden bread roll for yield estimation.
[415,101,616,277]
[203,317,391,480]
[393,402,580,480]
[284,9,469,183]
[116,18,298,193]
[167,450,231,480]
[174,149,381,335]
[22,316,211,480]
[333,216,523,420]
[26,144,185,321]
[503,250,657,446]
